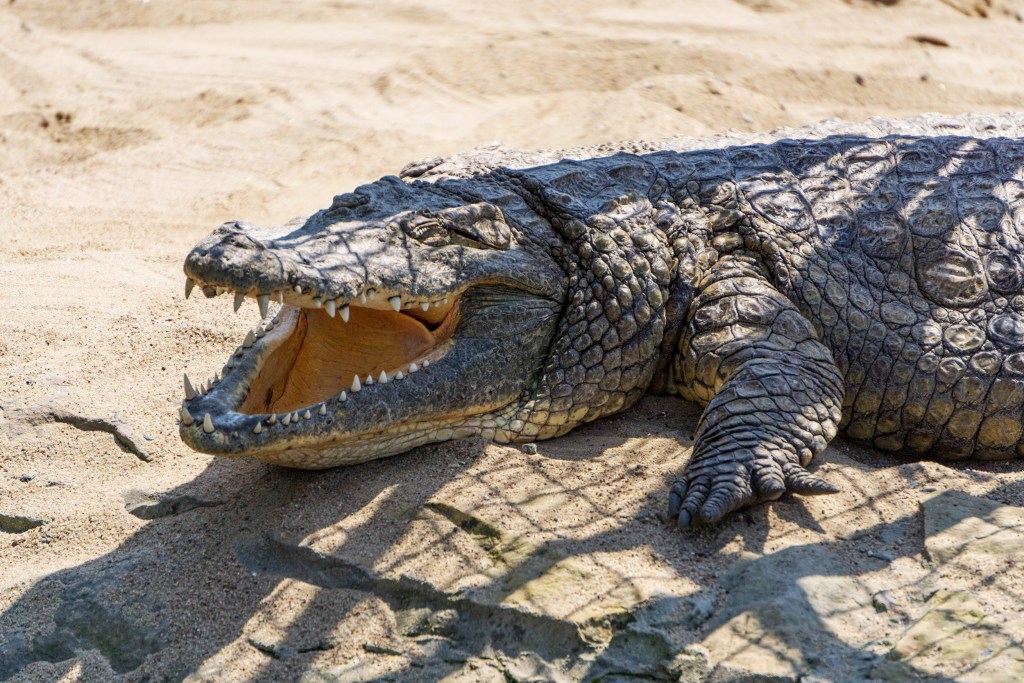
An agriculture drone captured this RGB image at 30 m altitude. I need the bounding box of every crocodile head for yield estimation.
[180,160,678,468]
[179,175,571,467]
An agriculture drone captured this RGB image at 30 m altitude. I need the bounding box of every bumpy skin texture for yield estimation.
[184,112,1024,526]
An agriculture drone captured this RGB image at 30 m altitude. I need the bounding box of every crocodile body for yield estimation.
[180,112,1024,526]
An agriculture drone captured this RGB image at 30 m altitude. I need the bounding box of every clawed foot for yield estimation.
[667,449,838,528]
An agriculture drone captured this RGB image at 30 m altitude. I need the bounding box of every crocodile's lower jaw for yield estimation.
[179,291,477,467]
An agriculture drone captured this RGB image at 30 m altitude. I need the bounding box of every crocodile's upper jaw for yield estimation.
[179,181,564,467]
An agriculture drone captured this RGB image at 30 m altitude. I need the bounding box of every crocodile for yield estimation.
[180,112,1024,527]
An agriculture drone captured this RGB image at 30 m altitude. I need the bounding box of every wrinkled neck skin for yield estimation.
[456,154,702,440]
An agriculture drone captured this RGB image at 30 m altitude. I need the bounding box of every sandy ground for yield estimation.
[4,0,1024,681]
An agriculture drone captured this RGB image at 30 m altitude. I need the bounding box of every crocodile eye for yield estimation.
[397,203,511,250]
[436,202,511,250]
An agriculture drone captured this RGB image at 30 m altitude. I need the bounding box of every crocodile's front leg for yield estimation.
[669,255,845,527]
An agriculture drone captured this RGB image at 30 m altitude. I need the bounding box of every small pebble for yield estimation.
[19,473,35,483]
[872,590,898,612]
[868,549,897,562]
[521,443,538,455]
[705,78,726,96]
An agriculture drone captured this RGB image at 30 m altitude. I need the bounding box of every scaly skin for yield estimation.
[180,112,1024,527]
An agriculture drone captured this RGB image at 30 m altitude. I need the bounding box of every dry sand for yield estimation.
[4,0,1024,681]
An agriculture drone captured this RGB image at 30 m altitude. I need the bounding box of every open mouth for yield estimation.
[179,282,462,450]
[239,296,458,415]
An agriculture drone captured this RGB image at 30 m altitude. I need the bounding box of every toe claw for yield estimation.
[672,482,709,528]
[699,502,725,524]
[701,488,744,523]
[668,482,685,518]
[783,462,839,496]
[789,475,839,496]
[754,469,787,500]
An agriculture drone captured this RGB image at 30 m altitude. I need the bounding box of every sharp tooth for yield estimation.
[339,390,347,402]
[184,373,197,399]
[420,301,430,312]
[180,405,194,425]
[203,413,214,433]
[389,296,402,311]
[255,327,265,339]
[254,422,263,434]
[233,292,245,312]
[185,278,195,299]
[292,412,300,423]
[258,294,270,319]
[313,297,323,308]
[325,300,336,317]
[351,375,361,392]
[379,370,389,384]
[395,370,405,380]
[282,413,291,425]
[268,414,278,424]
[423,360,430,368]
[318,404,327,416]
[264,320,274,331]
[359,292,368,304]
[368,289,376,301]
[303,410,312,420]
[433,300,441,307]
[216,287,227,295]
[243,330,256,348]
[294,285,303,294]
[275,291,284,304]
[365,375,375,386]
[409,362,419,373]
[340,304,350,322]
